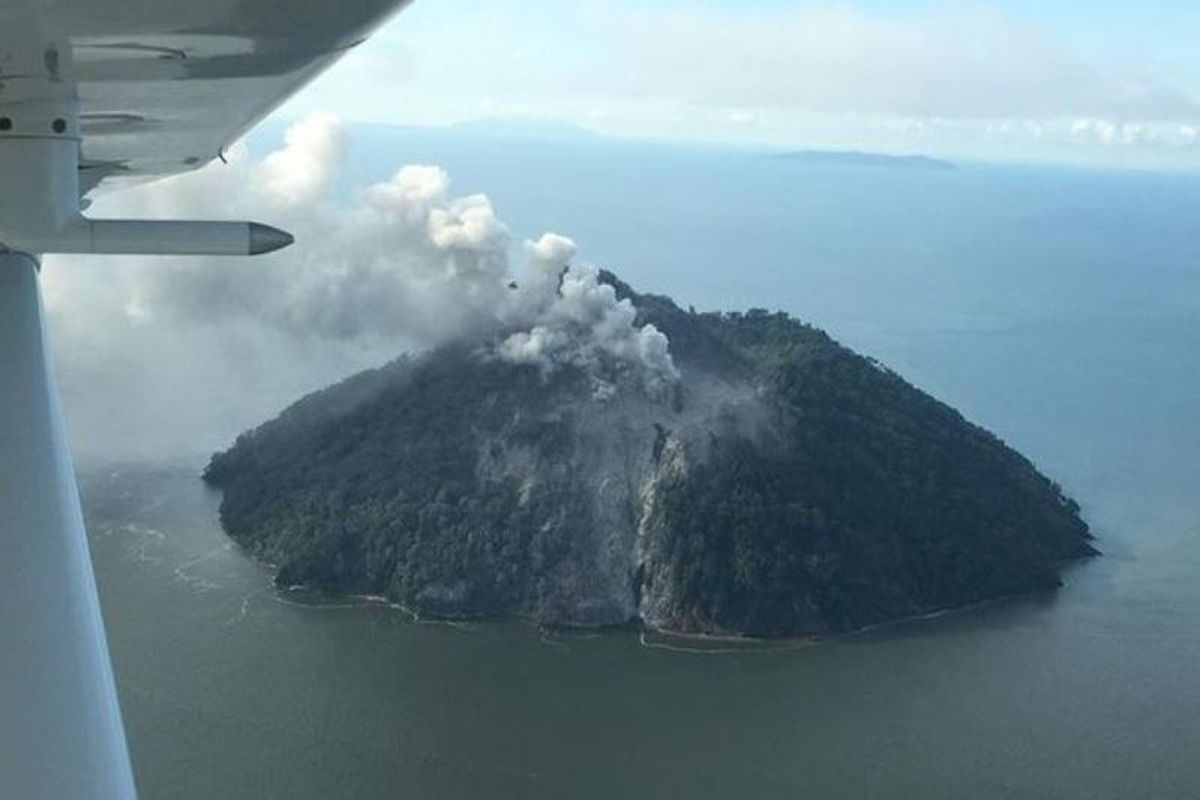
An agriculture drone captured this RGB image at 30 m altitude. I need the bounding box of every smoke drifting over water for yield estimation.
[42,114,676,462]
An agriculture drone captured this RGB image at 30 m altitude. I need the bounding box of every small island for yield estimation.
[204,273,1094,637]
[775,150,958,172]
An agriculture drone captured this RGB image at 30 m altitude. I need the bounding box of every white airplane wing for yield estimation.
[0,3,412,798]
[0,0,412,192]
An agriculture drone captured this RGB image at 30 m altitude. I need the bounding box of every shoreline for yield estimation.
[262,561,1096,650]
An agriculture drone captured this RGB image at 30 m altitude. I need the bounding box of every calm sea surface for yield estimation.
[84,133,1200,799]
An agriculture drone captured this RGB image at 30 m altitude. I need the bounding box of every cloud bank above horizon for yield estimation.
[282,0,1200,169]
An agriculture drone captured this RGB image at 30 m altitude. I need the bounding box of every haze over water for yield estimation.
[84,131,1200,799]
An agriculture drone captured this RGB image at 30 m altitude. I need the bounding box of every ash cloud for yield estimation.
[497,257,678,398]
[42,114,677,462]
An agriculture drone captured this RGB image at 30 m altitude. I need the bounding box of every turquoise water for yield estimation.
[88,133,1200,798]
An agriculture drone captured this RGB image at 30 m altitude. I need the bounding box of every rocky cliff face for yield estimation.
[204,274,1096,637]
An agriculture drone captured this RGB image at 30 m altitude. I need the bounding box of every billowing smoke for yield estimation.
[497,255,679,398]
[42,114,677,462]
[254,112,348,208]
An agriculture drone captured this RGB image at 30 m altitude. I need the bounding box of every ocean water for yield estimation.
[85,131,1200,799]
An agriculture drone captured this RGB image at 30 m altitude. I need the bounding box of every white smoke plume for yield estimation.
[254,111,348,208]
[498,261,678,397]
[42,114,677,462]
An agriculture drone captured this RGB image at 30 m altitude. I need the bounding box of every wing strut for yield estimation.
[0,34,288,800]
[0,96,292,256]
[0,253,139,799]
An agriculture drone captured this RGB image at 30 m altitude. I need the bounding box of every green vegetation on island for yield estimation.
[205,273,1095,637]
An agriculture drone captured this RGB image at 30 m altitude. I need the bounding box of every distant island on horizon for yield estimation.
[775,150,958,171]
[204,272,1093,638]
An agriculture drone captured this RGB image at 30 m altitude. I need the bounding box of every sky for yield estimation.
[278,0,1200,170]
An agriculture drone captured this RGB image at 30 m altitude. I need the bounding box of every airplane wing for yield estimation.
[0,3,412,798]
[0,0,413,192]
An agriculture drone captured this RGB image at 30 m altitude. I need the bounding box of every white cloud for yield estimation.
[281,1,1199,168]
[583,6,1196,122]
[1067,117,1200,148]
